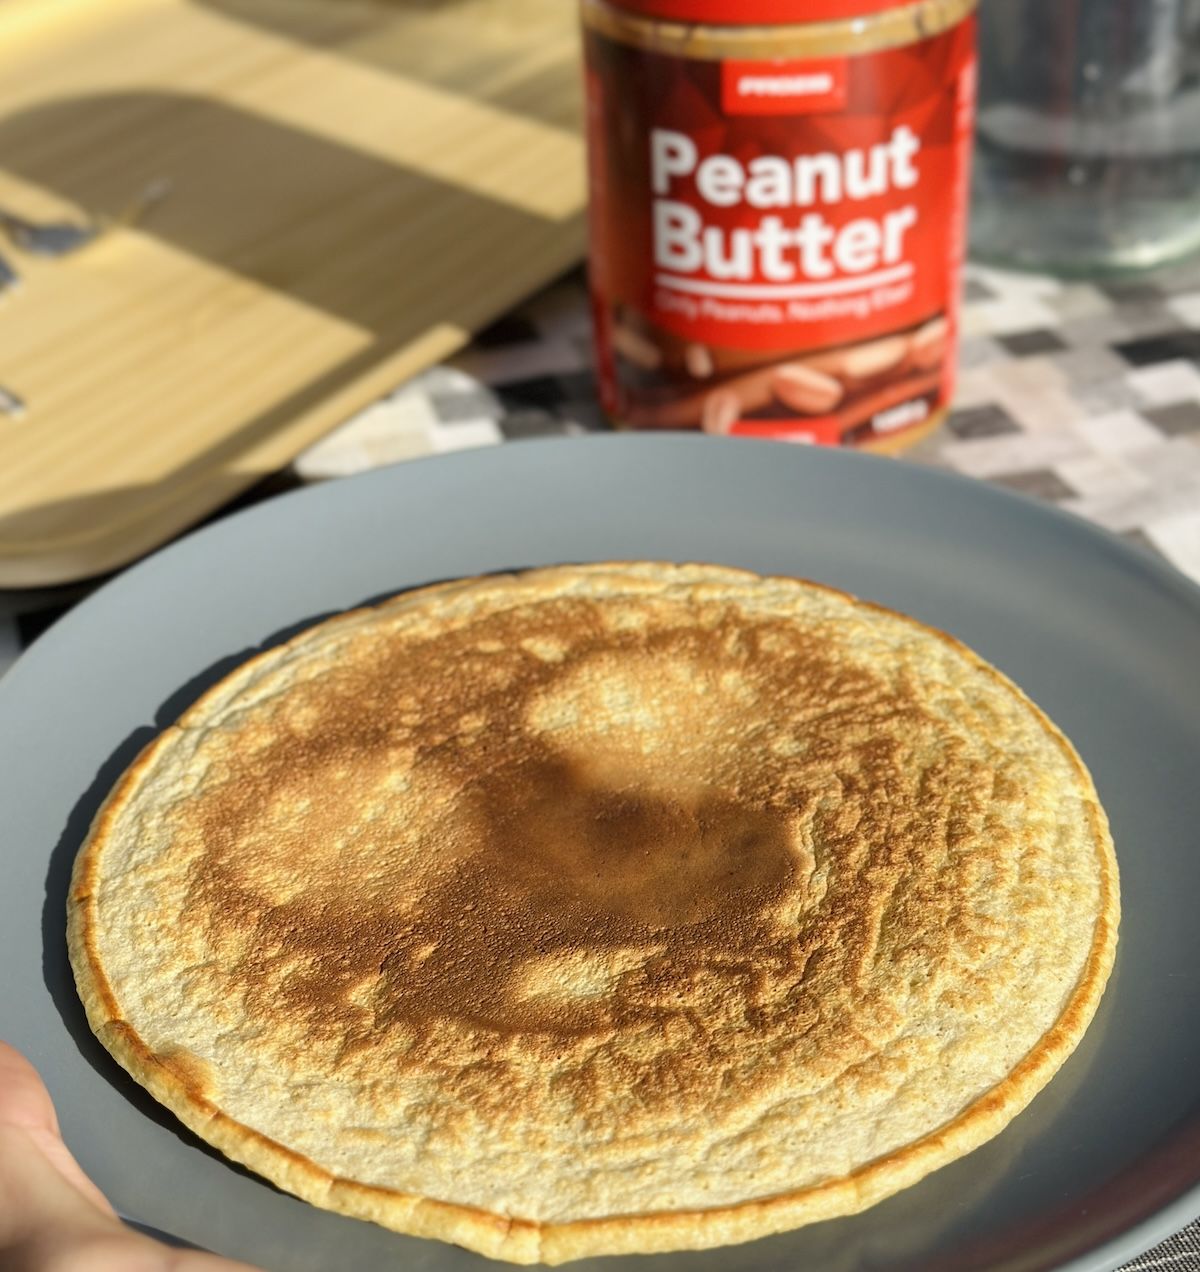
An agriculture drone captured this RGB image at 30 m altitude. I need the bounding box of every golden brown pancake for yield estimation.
[68,562,1118,1264]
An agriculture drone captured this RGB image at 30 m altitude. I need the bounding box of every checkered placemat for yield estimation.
[3,261,1200,1269]
[288,263,1200,590]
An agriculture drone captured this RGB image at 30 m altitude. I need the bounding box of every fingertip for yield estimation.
[0,1039,60,1135]
[0,1039,117,1216]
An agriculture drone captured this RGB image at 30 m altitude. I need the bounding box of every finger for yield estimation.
[0,1044,266,1269]
[0,1041,116,1214]
[22,1228,269,1271]
[0,1040,60,1134]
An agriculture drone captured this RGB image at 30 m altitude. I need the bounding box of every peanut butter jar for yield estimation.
[581,0,978,450]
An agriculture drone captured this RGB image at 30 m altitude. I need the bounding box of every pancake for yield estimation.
[67,562,1119,1264]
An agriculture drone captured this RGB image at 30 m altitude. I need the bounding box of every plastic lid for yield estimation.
[600,0,912,22]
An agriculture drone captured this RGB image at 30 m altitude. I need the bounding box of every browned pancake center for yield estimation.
[174,592,992,1101]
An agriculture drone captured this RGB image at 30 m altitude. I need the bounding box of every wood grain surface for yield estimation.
[0,0,585,584]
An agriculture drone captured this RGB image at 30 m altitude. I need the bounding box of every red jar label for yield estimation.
[584,17,977,447]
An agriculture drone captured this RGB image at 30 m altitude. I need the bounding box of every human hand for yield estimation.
[0,1041,263,1271]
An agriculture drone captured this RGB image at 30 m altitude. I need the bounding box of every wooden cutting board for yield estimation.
[0,0,586,585]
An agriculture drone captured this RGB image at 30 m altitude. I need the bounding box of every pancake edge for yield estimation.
[66,561,1120,1265]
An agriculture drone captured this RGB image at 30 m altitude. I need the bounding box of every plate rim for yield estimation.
[3,433,1200,1272]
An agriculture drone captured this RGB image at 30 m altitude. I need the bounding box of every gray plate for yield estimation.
[2,434,1199,1272]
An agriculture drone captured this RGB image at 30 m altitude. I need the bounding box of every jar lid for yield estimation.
[598,0,912,23]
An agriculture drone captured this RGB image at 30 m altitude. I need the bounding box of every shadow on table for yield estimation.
[0,90,584,577]
[0,91,573,334]
[190,0,582,134]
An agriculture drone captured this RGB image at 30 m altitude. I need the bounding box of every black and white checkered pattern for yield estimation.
[294,262,1200,584]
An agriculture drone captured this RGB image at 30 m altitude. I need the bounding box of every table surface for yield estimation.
[4,259,1200,1270]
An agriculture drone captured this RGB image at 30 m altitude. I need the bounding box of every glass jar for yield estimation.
[580,0,978,451]
[971,0,1200,275]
